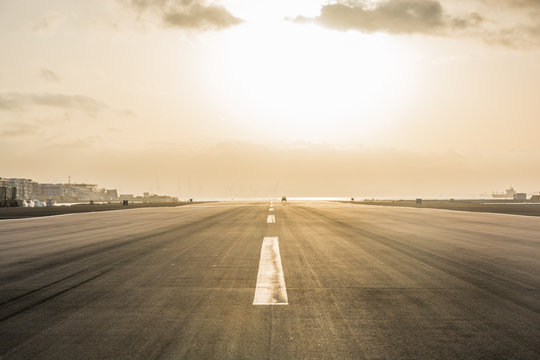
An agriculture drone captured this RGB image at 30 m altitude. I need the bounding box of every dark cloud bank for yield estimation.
[294,0,482,35]
[125,0,242,30]
[293,0,540,47]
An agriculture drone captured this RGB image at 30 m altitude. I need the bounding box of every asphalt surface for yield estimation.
[0,202,197,220]
[1,201,539,359]
[349,200,540,217]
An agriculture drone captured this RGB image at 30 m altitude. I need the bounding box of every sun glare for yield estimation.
[202,19,420,144]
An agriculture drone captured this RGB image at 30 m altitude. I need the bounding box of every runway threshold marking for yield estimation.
[267,215,275,223]
[253,237,288,305]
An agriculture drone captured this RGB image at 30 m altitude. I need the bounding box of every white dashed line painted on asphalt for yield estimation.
[267,214,275,223]
[253,237,288,305]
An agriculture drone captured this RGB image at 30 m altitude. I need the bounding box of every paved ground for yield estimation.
[0,201,539,359]
[350,200,540,217]
[0,202,197,220]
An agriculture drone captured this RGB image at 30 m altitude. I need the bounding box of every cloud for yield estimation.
[40,68,61,82]
[123,0,242,30]
[489,0,540,10]
[31,11,66,35]
[293,0,482,35]
[0,93,106,114]
[44,136,102,151]
[115,109,135,116]
[292,0,540,47]
[0,124,39,138]
[163,2,243,30]
[471,0,540,47]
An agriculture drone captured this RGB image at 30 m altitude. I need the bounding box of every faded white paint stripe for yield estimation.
[269,208,274,212]
[253,237,288,305]
[267,214,275,223]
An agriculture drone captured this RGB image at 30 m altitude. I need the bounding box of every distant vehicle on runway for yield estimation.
[281,196,287,201]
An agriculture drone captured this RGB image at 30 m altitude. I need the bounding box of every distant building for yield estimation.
[0,178,10,189]
[119,194,135,201]
[1,176,175,206]
[39,184,63,200]
[0,187,6,207]
[149,195,178,203]
[7,178,36,200]
[0,178,18,207]
[513,193,527,201]
[530,195,540,202]
[105,189,118,200]
[72,183,98,192]
[493,187,517,199]
[142,192,178,203]
[0,186,16,207]
[31,181,40,198]
[62,183,99,201]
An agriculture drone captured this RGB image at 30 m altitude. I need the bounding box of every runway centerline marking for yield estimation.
[267,214,275,223]
[253,237,288,305]
[269,208,274,212]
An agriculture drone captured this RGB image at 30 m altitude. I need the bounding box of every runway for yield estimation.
[1,201,539,359]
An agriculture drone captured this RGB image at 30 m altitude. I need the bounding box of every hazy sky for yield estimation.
[1,0,540,198]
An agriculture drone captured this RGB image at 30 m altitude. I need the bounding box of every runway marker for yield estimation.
[269,207,274,212]
[267,215,275,223]
[253,237,288,305]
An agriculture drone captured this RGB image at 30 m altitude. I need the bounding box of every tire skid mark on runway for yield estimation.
[0,207,238,285]
[0,215,171,251]
[0,207,253,322]
[143,205,269,358]
[0,206,223,248]
[277,209,365,357]
[253,237,288,305]
[288,204,540,350]
[0,204,270,357]
[0,268,113,323]
[0,269,87,307]
[293,205,540,314]
[0,205,255,325]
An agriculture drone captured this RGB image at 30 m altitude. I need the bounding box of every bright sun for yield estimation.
[202,19,419,144]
